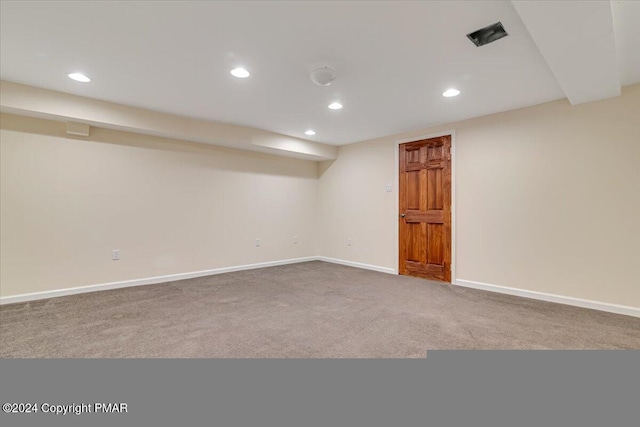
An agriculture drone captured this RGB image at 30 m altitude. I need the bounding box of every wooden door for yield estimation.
[399,136,452,282]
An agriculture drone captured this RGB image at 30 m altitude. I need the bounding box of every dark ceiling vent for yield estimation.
[467,22,508,47]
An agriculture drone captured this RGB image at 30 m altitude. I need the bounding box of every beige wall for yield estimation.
[2,84,639,309]
[0,113,318,297]
[318,84,640,308]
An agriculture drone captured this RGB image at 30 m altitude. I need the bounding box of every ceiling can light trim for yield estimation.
[304,130,316,136]
[328,102,343,110]
[68,73,91,82]
[230,67,250,78]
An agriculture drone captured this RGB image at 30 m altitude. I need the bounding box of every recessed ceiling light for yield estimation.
[442,88,460,97]
[305,130,316,136]
[230,67,250,78]
[328,102,343,110]
[68,73,91,82]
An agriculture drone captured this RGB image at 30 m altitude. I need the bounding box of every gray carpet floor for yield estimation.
[1,261,639,357]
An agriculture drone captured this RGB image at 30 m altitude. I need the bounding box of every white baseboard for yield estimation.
[316,256,397,275]
[3,258,637,319]
[455,279,640,318]
[0,256,318,305]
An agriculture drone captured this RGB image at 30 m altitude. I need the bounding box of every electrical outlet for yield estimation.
[112,249,120,261]
[255,238,261,247]
[347,238,353,246]
[293,235,298,245]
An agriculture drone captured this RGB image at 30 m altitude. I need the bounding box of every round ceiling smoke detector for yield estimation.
[310,66,337,86]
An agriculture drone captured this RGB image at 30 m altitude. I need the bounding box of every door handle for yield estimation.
[400,213,406,218]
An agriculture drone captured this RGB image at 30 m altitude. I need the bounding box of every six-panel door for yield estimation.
[399,136,452,282]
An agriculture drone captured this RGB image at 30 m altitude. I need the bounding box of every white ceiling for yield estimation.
[1,1,638,146]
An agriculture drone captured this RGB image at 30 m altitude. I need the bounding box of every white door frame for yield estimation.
[394,130,456,284]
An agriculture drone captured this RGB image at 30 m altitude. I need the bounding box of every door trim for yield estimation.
[394,130,456,284]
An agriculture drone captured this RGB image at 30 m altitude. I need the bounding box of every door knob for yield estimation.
[400,213,406,218]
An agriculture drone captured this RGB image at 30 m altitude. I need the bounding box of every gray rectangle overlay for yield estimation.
[0,351,638,427]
